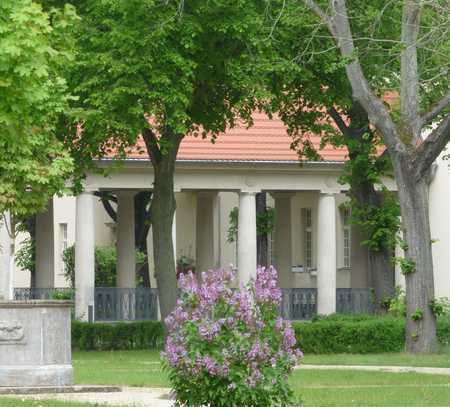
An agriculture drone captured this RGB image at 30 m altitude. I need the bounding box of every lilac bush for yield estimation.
[162,266,302,407]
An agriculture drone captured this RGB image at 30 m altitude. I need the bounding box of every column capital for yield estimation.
[320,189,340,196]
[239,190,259,195]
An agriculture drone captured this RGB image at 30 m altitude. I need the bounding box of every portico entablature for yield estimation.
[84,160,397,192]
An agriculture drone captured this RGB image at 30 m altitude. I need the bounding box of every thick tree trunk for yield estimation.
[368,249,395,311]
[395,157,437,353]
[143,129,183,323]
[343,102,396,310]
[151,162,178,321]
[351,184,395,310]
[256,192,268,266]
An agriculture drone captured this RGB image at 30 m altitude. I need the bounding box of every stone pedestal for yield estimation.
[0,301,73,387]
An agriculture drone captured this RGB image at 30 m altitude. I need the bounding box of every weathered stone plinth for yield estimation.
[0,300,73,387]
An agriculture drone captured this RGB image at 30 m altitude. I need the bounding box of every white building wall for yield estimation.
[53,196,76,287]
[429,154,450,298]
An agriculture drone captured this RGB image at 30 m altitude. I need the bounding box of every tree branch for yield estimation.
[421,91,450,126]
[142,127,162,167]
[327,106,354,139]
[302,0,404,156]
[400,0,422,140]
[302,0,334,32]
[414,114,450,180]
[95,192,117,222]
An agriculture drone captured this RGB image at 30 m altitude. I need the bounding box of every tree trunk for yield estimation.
[368,249,395,311]
[395,156,437,353]
[134,191,152,288]
[343,102,396,310]
[143,130,183,323]
[256,192,268,266]
[151,161,178,321]
[24,215,36,288]
[351,184,395,311]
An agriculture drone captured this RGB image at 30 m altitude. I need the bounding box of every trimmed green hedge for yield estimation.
[71,315,450,353]
[71,320,164,350]
[294,315,450,354]
[293,316,404,354]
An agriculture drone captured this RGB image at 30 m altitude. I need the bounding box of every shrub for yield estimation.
[294,315,405,354]
[63,245,146,288]
[70,315,450,354]
[162,267,302,407]
[71,320,164,350]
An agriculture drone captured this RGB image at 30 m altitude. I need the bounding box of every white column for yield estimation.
[237,192,257,284]
[196,192,219,273]
[317,192,337,315]
[75,191,95,321]
[116,191,136,288]
[0,212,12,300]
[35,199,55,288]
[273,193,293,288]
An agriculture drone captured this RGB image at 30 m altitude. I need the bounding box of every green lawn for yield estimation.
[302,346,450,368]
[4,350,450,407]
[70,350,450,406]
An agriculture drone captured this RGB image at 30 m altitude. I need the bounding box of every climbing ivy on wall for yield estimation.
[227,206,275,243]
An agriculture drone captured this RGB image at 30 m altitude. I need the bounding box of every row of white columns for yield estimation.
[70,189,339,318]
[0,189,338,317]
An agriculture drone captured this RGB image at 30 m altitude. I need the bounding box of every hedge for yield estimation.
[294,315,450,354]
[71,315,450,353]
[71,320,164,350]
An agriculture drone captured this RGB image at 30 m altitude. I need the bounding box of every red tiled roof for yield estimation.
[128,112,348,163]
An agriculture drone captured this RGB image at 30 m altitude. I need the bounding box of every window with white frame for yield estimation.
[301,208,313,269]
[59,223,68,273]
[342,207,351,268]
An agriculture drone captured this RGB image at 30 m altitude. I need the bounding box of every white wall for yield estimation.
[429,154,450,298]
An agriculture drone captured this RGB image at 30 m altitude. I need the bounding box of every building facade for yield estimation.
[2,114,449,319]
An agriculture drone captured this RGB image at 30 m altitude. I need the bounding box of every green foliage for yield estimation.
[430,298,450,318]
[15,237,35,274]
[388,287,406,317]
[70,316,450,353]
[411,308,424,322]
[71,320,164,351]
[50,289,74,300]
[63,245,146,287]
[52,0,270,185]
[0,0,76,216]
[349,192,401,252]
[227,206,275,243]
[398,257,416,275]
[256,206,275,237]
[294,315,450,354]
[294,316,405,354]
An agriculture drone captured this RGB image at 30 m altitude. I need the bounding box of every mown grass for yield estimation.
[4,350,450,407]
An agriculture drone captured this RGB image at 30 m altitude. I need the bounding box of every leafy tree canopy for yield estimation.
[54,0,270,180]
[0,0,77,217]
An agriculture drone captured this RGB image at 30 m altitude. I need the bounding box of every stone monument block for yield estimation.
[0,300,73,387]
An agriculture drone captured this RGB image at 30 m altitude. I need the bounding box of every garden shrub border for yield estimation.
[71,315,450,352]
[72,320,164,350]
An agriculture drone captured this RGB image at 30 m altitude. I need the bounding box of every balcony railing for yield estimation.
[94,287,158,322]
[14,287,374,321]
[14,287,74,301]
